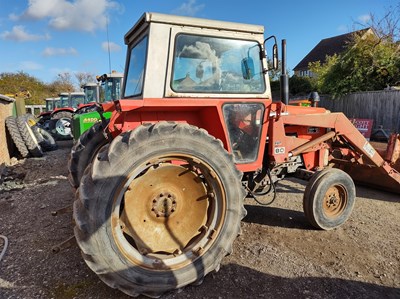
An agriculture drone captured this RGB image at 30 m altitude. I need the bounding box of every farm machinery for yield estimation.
[67,13,400,298]
[82,82,100,104]
[39,92,85,140]
[71,71,123,139]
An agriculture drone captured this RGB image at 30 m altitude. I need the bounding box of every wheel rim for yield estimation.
[111,154,226,270]
[323,185,347,218]
[55,118,71,136]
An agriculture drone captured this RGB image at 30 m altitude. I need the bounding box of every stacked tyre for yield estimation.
[5,114,58,158]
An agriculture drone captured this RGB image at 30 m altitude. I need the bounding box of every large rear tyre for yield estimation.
[74,122,246,297]
[52,111,73,119]
[303,168,356,230]
[16,115,43,157]
[68,120,109,188]
[5,116,29,158]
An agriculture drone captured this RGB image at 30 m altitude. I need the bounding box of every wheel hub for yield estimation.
[327,194,338,207]
[55,118,71,136]
[151,192,177,217]
[120,164,210,255]
[323,185,346,217]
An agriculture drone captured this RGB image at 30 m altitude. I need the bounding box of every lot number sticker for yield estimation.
[274,147,285,155]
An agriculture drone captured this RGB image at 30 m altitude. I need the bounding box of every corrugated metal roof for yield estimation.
[0,94,15,103]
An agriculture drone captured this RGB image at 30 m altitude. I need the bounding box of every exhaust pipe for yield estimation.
[280,39,289,105]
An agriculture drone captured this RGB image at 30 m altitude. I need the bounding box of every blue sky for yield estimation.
[0,0,397,87]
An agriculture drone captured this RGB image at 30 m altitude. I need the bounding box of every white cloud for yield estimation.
[8,13,19,21]
[101,41,121,52]
[19,0,121,32]
[358,14,371,24]
[19,61,43,70]
[0,25,50,42]
[42,47,78,56]
[173,0,205,16]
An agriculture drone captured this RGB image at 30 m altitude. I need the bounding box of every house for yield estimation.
[293,28,374,77]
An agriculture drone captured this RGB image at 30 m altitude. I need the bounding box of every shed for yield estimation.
[0,94,16,173]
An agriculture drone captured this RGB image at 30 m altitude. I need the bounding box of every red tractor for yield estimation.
[39,92,86,139]
[69,13,400,297]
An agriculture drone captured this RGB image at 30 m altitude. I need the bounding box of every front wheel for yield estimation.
[74,122,246,297]
[303,168,356,230]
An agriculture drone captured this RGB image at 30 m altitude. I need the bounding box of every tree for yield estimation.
[310,35,400,96]
[54,72,75,92]
[45,72,75,97]
[309,5,400,97]
[0,71,76,105]
[75,72,96,88]
[0,72,47,105]
[289,75,313,96]
[361,3,400,42]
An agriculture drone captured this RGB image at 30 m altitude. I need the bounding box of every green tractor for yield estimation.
[72,71,123,139]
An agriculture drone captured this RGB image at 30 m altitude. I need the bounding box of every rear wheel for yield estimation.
[16,115,43,157]
[68,120,109,188]
[5,116,29,158]
[52,111,73,119]
[74,122,246,297]
[303,168,355,230]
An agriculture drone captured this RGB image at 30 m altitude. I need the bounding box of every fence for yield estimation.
[25,105,46,116]
[319,90,400,133]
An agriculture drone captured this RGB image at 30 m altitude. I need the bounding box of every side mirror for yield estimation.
[241,57,255,80]
[264,35,279,70]
[272,44,278,70]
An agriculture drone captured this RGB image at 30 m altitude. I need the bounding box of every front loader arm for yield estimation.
[280,111,400,193]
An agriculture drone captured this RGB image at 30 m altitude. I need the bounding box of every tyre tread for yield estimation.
[5,116,30,158]
[74,122,246,297]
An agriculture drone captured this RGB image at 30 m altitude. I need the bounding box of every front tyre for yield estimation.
[74,122,246,297]
[303,168,356,230]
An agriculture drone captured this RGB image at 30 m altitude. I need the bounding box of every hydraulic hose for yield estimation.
[0,235,9,262]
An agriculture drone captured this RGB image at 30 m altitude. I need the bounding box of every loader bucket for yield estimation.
[343,134,400,194]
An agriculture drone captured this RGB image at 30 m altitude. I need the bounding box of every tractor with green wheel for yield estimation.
[71,71,123,140]
[68,12,400,298]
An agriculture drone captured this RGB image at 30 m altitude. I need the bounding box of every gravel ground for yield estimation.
[0,140,399,299]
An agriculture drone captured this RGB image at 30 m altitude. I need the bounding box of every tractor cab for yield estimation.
[71,72,124,139]
[45,97,61,112]
[82,83,100,104]
[97,71,124,103]
[115,13,272,164]
[58,92,86,110]
[38,97,61,120]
